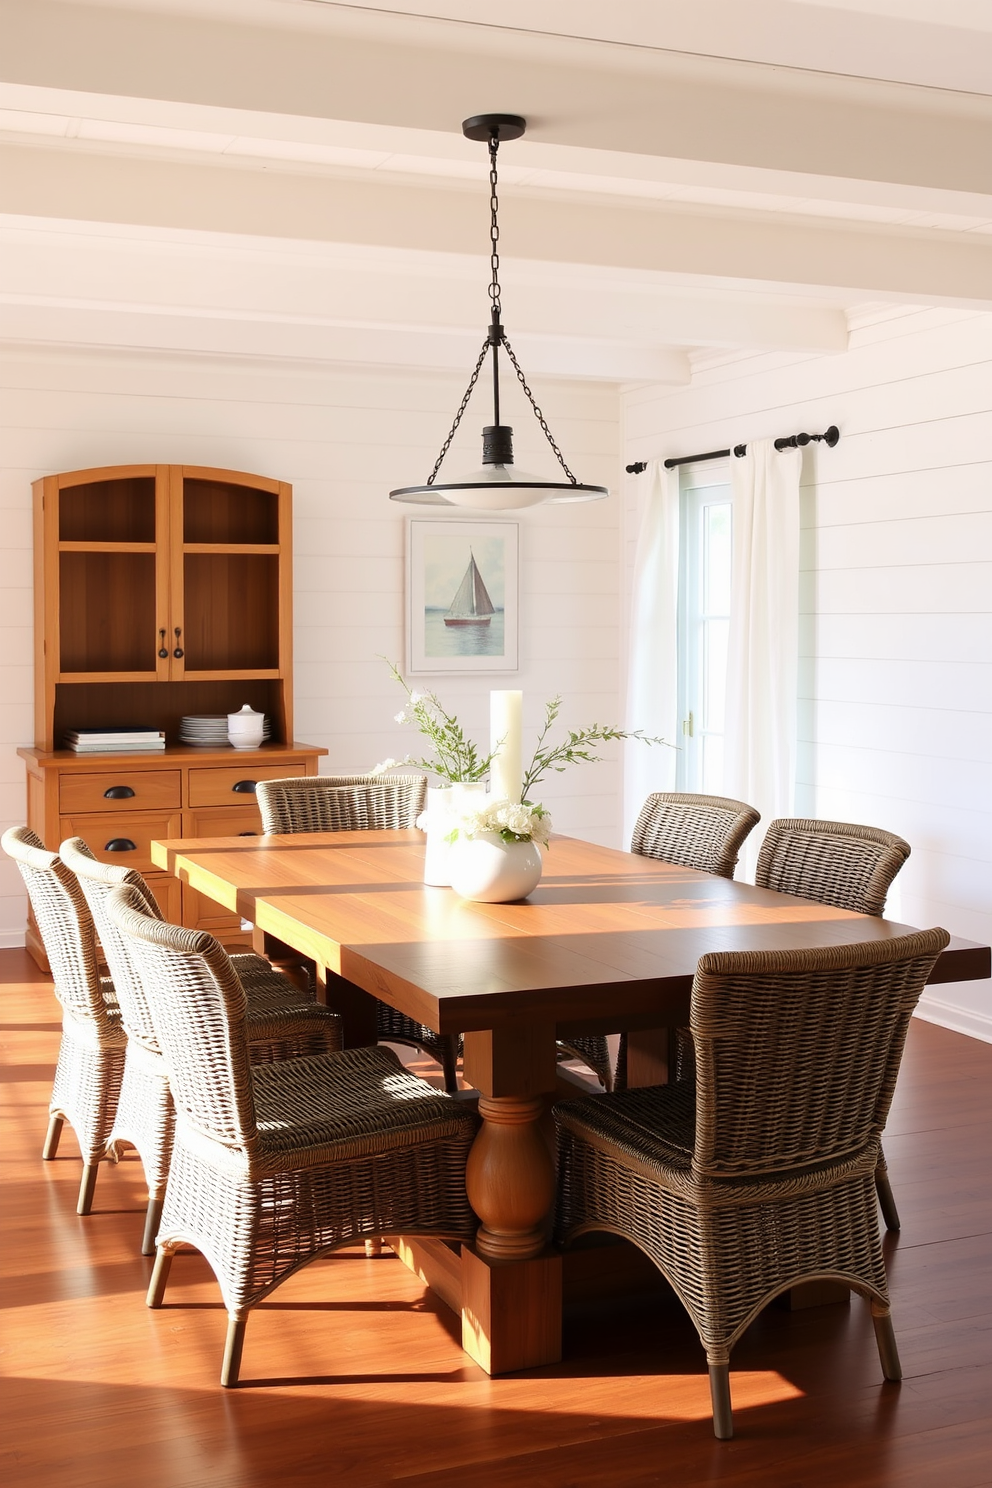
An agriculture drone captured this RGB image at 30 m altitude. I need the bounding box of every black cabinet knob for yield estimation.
[103,785,135,800]
[104,838,137,853]
[232,780,258,794]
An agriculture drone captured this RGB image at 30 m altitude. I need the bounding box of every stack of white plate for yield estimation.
[180,714,271,747]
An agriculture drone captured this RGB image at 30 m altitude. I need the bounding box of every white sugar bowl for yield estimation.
[227,704,265,750]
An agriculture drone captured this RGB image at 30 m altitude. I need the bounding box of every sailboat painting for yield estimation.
[407,519,519,674]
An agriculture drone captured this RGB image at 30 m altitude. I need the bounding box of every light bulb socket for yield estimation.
[482,425,514,466]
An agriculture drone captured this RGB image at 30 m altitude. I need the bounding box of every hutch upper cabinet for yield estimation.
[20,464,325,966]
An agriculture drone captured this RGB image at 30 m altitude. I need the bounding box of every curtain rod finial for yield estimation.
[626,461,648,475]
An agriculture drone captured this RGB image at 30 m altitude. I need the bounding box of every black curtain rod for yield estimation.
[625,425,839,475]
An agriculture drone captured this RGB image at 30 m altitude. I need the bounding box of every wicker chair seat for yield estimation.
[178,1045,476,1178]
[556,1083,881,1207]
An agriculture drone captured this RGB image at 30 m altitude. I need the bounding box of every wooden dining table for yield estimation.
[151,828,990,1375]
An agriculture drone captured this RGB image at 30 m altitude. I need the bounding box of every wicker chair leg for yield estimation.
[221,1317,248,1388]
[42,1114,63,1160]
[440,1034,460,1095]
[875,1159,901,1232]
[76,1162,99,1216]
[141,1197,164,1256]
[146,1248,173,1308]
[871,1304,902,1381]
[365,1237,383,1257]
[708,1362,734,1439]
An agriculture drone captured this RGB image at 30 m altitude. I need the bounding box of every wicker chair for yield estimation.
[554,927,949,1439]
[564,793,761,1092]
[3,826,127,1215]
[107,882,478,1387]
[255,774,462,1092]
[59,837,343,1253]
[755,817,912,1231]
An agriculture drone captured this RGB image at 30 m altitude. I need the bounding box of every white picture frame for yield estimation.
[406,518,519,674]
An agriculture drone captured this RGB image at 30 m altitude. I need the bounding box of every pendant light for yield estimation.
[389,115,609,510]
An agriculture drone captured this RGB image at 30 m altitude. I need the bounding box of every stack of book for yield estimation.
[65,728,166,753]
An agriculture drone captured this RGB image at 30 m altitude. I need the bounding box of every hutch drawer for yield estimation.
[59,811,184,875]
[187,762,306,809]
[59,769,182,814]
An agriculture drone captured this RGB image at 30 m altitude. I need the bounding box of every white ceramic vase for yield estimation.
[422,782,487,886]
[449,832,543,904]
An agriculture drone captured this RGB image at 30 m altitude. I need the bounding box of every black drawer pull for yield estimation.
[104,838,136,853]
[238,831,258,837]
[103,785,135,800]
[232,780,257,794]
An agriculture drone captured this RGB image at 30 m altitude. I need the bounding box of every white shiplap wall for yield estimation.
[623,307,992,1038]
[0,345,622,943]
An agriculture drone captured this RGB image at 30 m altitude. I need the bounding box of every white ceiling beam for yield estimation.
[3,142,989,306]
[3,0,991,198]
[0,298,692,381]
[0,222,852,354]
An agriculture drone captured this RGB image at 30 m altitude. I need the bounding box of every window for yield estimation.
[677,465,732,793]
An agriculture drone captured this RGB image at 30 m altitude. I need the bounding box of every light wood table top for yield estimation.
[151,829,987,1040]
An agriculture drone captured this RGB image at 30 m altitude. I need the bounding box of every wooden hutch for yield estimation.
[19,463,325,967]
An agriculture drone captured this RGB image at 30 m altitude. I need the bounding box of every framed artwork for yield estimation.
[406,518,519,674]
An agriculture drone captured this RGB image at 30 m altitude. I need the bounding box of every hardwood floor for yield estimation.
[2,947,989,1487]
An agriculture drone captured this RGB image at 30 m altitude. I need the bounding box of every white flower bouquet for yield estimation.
[449,797,553,848]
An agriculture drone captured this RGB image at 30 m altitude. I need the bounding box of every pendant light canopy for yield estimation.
[389,115,609,510]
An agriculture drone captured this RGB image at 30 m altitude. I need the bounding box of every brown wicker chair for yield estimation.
[565,793,760,1092]
[3,826,127,1215]
[60,837,343,1253]
[554,927,949,1439]
[108,882,478,1387]
[755,817,912,1231]
[255,774,462,1092]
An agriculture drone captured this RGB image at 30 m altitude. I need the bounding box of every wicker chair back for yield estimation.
[107,883,259,1150]
[2,826,119,1039]
[631,792,760,878]
[256,774,426,835]
[689,929,947,1181]
[755,818,910,915]
[60,838,163,1051]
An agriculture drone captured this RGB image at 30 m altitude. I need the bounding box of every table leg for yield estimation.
[459,1025,562,1373]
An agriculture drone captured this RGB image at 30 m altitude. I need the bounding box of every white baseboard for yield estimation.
[915,993,992,1045]
[0,930,26,949]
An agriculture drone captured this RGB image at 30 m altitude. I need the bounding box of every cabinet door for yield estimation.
[169,467,289,681]
[53,467,171,682]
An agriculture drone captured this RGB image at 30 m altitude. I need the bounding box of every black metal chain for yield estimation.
[425,123,578,486]
[501,335,578,483]
[488,133,501,323]
[426,336,490,486]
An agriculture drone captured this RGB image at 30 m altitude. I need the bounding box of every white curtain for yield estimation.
[623,459,680,845]
[724,438,803,879]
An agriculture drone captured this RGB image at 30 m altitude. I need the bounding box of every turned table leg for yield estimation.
[459,1027,562,1374]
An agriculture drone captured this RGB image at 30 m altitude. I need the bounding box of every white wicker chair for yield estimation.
[108,882,478,1387]
[59,836,343,1253]
[3,826,127,1215]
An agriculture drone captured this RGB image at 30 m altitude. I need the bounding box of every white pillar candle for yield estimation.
[490,690,523,803]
